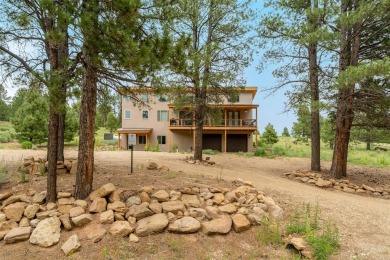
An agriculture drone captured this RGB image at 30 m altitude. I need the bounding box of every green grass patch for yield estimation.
[286,202,339,260]
[257,216,283,246]
[251,137,390,168]
[203,149,220,155]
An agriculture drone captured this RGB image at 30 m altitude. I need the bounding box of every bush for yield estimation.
[203,149,220,155]
[254,147,267,157]
[21,141,33,149]
[0,132,12,143]
[272,146,286,156]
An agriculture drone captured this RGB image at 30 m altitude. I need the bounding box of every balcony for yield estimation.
[169,118,257,131]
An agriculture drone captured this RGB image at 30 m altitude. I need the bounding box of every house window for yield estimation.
[124,110,131,119]
[141,94,148,102]
[157,135,166,145]
[157,110,168,121]
[158,95,168,102]
[228,94,239,103]
[124,96,131,102]
[142,111,148,119]
[139,136,146,144]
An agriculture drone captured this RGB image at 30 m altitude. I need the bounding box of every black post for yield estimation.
[130,145,133,174]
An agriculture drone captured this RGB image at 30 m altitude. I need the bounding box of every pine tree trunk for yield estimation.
[308,0,321,172]
[331,0,361,178]
[366,140,371,150]
[74,62,97,199]
[47,105,59,203]
[74,0,98,199]
[194,99,204,161]
[57,110,65,162]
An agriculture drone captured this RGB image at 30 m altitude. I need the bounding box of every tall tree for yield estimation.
[167,0,254,160]
[73,0,178,198]
[258,0,337,171]
[292,105,311,141]
[11,85,49,144]
[331,0,390,178]
[262,123,279,145]
[0,0,76,202]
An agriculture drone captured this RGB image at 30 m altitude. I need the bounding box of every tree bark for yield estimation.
[47,105,59,203]
[308,0,321,172]
[331,0,361,178]
[74,60,97,199]
[74,0,98,199]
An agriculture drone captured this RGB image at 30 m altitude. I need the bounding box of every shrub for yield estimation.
[21,141,33,149]
[203,149,220,155]
[257,216,282,246]
[272,146,286,156]
[0,132,12,143]
[254,147,267,157]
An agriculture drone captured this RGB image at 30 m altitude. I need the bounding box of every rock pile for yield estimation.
[19,156,77,175]
[284,170,390,199]
[184,156,216,166]
[0,179,283,256]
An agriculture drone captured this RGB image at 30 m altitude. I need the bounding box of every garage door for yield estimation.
[202,134,222,151]
[227,134,247,152]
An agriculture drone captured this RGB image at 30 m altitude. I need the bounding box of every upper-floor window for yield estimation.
[124,96,131,102]
[158,95,168,102]
[157,110,168,122]
[142,111,149,119]
[141,94,149,102]
[124,110,131,119]
[228,94,239,103]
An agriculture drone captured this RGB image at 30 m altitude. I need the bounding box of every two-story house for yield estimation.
[117,87,259,152]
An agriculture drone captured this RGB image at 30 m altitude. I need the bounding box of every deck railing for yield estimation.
[169,118,257,128]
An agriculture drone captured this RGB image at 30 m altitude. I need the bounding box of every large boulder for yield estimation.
[232,214,250,233]
[181,194,201,208]
[151,190,170,202]
[109,221,134,237]
[168,217,201,233]
[24,204,40,219]
[71,214,93,227]
[218,204,237,214]
[61,234,81,256]
[29,217,61,247]
[135,213,169,237]
[100,210,114,224]
[126,196,141,207]
[3,202,28,222]
[315,178,333,188]
[161,201,185,214]
[59,214,72,231]
[127,204,154,220]
[89,183,116,200]
[201,215,232,235]
[4,226,32,244]
[89,198,107,213]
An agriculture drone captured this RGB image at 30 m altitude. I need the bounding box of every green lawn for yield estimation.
[64,127,118,147]
[254,137,390,168]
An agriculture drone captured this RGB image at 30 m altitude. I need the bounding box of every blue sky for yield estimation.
[244,59,296,135]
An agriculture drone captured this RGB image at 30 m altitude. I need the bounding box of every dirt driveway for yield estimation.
[1,150,389,259]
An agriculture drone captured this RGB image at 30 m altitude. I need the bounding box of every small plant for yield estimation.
[254,147,267,157]
[101,247,111,259]
[0,165,8,185]
[19,168,28,183]
[21,141,33,149]
[257,216,283,246]
[307,222,340,260]
[39,163,46,176]
[171,143,179,152]
[165,171,177,179]
[144,143,151,151]
[216,166,223,181]
[150,142,160,152]
[286,202,320,235]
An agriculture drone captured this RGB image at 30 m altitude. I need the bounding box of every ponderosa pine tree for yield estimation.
[166,0,254,160]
